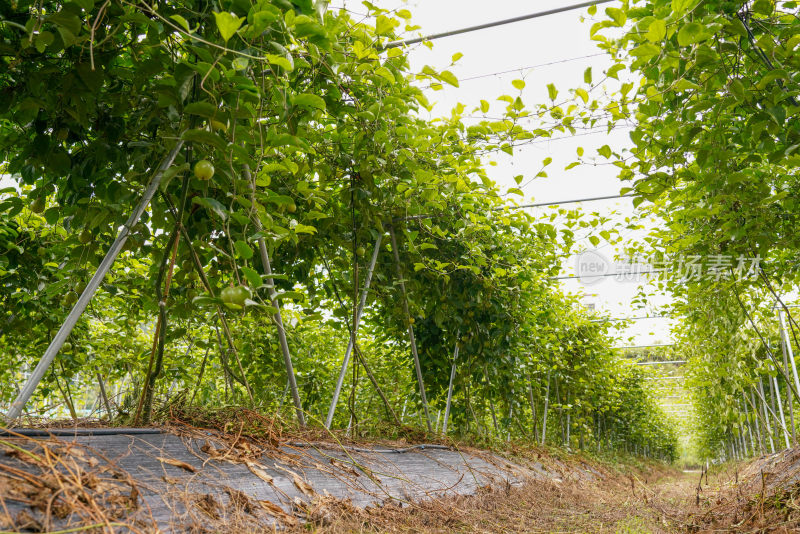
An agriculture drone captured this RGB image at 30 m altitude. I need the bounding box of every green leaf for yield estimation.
[630,43,660,59]
[73,0,95,9]
[184,101,219,119]
[512,79,525,90]
[671,0,695,13]
[547,83,558,100]
[589,235,600,246]
[376,15,398,36]
[234,240,254,259]
[291,93,326,111]
[673,78,700,92]
[182,129,228,151]
[677,22,710,47]
[757,69,789,90]
[47,12,81,36]
[645,19,666,42]
[605,7,626,26]
[170,14,191,32]
[192,197,228,220]
[439,70,459,87]
[266,53,293,71]
[575,88,589,103]
[607,64,625,79]
[241,267,263,289]
[480,100,490,113]
[598,145,612,158]
[293,223,316,234]
[374,66,396,84]
[214,11,243,42]
[584,67,592,84]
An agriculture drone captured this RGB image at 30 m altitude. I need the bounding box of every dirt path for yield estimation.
[302,466,705,533]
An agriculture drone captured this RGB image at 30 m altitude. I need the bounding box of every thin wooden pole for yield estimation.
[96,371,113,417]
[388,225,432,432]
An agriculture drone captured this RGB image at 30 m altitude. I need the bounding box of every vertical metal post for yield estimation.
[388,226,432,432]
[541,369,551,446]
[5,142,184,422]
[442,336,459,436]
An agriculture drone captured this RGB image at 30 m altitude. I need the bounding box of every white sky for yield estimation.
[335,0,676,346]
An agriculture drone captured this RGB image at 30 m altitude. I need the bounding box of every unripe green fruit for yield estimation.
[78,229,92,244]
[30,197,46,213]
[221,285,251,309]
[62,291,78,307]
[194,159,215,180]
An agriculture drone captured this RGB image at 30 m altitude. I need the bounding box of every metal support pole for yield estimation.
[780,310,800,440]
[541,369,551,445]
[245,168,305,426]
[742,393,758,454]
[5,142,184,422]
[772,372,791,449]
[780,331,797,443]
[442,336,460,436]
[325,233,383,428]
[388,226,432,432]
[757,380,776,453]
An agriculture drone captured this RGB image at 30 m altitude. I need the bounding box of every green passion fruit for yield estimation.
[194,159,215,181]
[221,285,251,310]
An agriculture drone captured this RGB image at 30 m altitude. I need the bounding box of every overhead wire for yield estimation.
[383,0,615,48]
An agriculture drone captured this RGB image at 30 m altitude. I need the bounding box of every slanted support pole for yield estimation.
[779,310,800,442]
[771,370,791,449]
[389,225,432,432]
[442,335,460,436]
[245,166,305,427]
[325,233,383,428]
[5,141,184,422]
